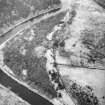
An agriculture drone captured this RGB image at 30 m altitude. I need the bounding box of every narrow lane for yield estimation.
[0,7,61,46]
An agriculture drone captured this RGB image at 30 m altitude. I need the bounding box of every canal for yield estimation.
[0,69,53,105]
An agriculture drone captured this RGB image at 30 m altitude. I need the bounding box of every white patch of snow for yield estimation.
[0,50,4,65]
[46,25,61,41]
[59,90,75,105]
[22,69,27,76]
[19,46,27,55]
[34,46,46,57]
[60,0,74,10]
[55,50,70,65]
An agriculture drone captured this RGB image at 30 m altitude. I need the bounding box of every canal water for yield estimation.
[0,69,53,105]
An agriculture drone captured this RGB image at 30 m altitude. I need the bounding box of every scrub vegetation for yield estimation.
[2,11,66,99]
[62,78,100,105]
